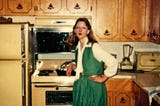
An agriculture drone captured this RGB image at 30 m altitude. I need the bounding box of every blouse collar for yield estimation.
[77,37,92,49]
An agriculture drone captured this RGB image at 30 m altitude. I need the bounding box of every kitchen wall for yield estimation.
[6,16,160,66]
[99,42,160,63]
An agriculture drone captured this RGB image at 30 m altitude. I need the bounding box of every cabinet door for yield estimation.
[107,91,113,106]
[114,93,136,106]
[5,0,33,15]
[35,0,63,15]
[139,88,150,106]
[93,0,120,41]
[106,79,139,106]
[66,0,91,15]
[149,0,160,43]
[0,0,5,15]
[120,0,150,41]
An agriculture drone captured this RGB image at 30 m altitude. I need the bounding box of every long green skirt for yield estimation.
[73,76,107,106]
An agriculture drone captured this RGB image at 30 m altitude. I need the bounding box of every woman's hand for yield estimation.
[66,63,76,76]
[89,75,108,83]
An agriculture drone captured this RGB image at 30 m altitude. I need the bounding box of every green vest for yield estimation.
[75,44,104,76]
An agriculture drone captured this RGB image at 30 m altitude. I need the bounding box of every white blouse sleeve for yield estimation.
[92,43,118,77]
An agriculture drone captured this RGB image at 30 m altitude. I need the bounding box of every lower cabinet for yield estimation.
[106,78,149,106]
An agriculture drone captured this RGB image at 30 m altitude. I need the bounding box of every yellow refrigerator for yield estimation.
[0,24,33,106]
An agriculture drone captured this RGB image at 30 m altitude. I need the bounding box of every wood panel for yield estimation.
[0,0,5,15]
[66,0,91,15]
[93,0,120,41]
[38,0,63,14]
[106,78,149,106]
[120,0,150,41]
[5,0,33,15]
[149,0,160,43]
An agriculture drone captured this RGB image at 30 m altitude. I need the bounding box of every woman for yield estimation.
[66,17,118,106]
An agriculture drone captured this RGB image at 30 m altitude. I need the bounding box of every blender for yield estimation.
[120,44,134,71]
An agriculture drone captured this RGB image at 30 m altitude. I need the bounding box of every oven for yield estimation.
[33,18,74,53]
[32,82,73,106]
[31,17,80,106]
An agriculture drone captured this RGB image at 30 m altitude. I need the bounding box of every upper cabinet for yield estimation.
[92,0,120,41]
[1,0,92,16]
[120,0,150,42]
[93,0,150,42]
[149,0,160,44]
[66,0,91,15]
[35,0,92,16]
[0,0,5,15]
[33,0,64,15]
[5,0,34,15]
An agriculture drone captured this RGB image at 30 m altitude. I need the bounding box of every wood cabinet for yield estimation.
[105,78,149,106]
[0,0,5,15]
[149,0,160,44]
[1,0,92,16]
[33,0,64,15]
[120,0,150,42]
[92,0,120,41]
[66,0,92,15]
[93,0,150,42]
[34,0,92,16]
[5,0,34,15]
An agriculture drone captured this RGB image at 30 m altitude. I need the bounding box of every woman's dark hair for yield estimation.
[65,17,97,49]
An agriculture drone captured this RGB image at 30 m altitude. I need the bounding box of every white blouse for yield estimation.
[75,38,118,79]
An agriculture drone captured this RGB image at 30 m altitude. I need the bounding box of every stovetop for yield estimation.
[31,69,76,85]
[31,59,77,86]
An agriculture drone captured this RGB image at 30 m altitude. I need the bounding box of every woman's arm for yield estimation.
[89,43,118,82]
[66,63,76,76]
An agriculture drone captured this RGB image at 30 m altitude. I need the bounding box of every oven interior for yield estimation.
[46,91,72,105]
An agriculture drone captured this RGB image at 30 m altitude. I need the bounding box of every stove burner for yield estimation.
[38,70,53,76]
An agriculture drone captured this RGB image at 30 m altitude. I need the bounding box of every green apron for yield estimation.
[73,44,107,106]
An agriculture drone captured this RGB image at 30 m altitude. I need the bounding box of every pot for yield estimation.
[56,61,76,76]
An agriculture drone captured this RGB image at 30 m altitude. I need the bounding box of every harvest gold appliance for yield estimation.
[31,17,84,106]
[134,51,160,72]
[120,44,134,71]
[0,24,33,106]
[31,58,76,106]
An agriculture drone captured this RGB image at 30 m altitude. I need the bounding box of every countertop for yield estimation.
[113,71,160,105]
[115,71,160,87]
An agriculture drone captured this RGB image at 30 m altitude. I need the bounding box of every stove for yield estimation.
[31,53,76,106]
[32,62,76,88]
[32,53,76,84]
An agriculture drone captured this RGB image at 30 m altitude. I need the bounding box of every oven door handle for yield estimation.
[34,84,73,88]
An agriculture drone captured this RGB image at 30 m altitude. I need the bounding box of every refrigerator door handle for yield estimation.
[22,61,26,97]
[21,24,26,58]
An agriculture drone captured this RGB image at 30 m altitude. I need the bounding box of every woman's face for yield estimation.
[74,21,90,40]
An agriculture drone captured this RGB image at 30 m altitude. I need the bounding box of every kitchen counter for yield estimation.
[114,71,160,105]
[115,71,160,87]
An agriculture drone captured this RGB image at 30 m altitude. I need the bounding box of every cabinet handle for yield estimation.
[74,3,80,9]
[104,29,110,36]
[48,3,54,10]
[131,29,137,35]
[120,97,126,103]
[16,3,23,9]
